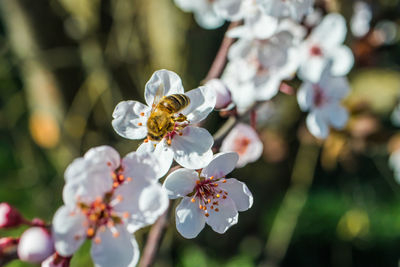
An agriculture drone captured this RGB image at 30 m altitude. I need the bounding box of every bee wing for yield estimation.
[151,83,165,112]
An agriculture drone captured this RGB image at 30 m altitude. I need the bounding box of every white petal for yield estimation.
[175,197,206,239]
[298,54,327,83]
[219,178,253,211]
[84,146,121,171]
[297,82,314,111]
[194,9,225,30]
[171,126,214,169]
[91,226,139,267]
[113,177,168,232]
[181,86,216,124]
[330,45,354,77]
[327,104,349,129]
[320,72,350,100]
[306,111,330,139]
[163,169,198,199]
[145,70,184,107]
[52,206,86,256]
[213,0,244,21]
[63,167,113,207]
[205,79,231,110]
[137,141,174,179]
[122,151,159,181]
[205,197,238,234]
[112,101,150,140]
[311,13,347,49]
[201,152,238,179]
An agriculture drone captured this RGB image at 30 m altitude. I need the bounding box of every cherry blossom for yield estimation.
[297,66,350,139]
[224,23,303,111]
[52,146,168,267]
[298,13,354,83]
[18,227,54,263]
[112,69,216,174]
[174,0,225,29]
[163,152,253,238]
[220,123,263,168]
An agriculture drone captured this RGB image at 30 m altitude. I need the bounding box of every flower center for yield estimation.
[77,194,123,242]
[312,85,327,107]
[310,45,323,57]
[234,137,251,155]
[189,176,228,217]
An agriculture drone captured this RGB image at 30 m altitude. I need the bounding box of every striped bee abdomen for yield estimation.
[159,94,190,113]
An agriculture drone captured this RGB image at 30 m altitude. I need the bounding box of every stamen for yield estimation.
[138,122,142,126]
[191,198,195,203]
[144,139,149,143]
[140,112,145,116]
[94,237,101,244]
[216,194,220,198]
[87,228,95,237]
[215,208,219,212]
[126,177,132,182]
[210,176,214,180]
[123,212,130,218]
[205,213,209,217]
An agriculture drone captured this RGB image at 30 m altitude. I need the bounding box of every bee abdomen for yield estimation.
[160,94,190,113]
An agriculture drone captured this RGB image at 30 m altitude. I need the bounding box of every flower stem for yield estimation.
[260,139,320,267]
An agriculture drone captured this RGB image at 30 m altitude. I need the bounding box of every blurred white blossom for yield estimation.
[298,13,354,83]
[163,152,253,238]
[297,66,350,139]
[220,123,263,168]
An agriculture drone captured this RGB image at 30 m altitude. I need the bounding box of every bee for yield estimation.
[146,84,190,141]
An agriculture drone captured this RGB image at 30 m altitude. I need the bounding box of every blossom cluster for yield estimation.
[177,0,354,140]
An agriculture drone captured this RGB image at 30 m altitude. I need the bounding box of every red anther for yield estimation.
[140,112,145,116]
[0,203,23,229]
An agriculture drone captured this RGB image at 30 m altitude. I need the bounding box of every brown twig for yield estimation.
[203,21,240,83]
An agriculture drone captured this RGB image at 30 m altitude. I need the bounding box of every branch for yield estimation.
[203,21,240,83]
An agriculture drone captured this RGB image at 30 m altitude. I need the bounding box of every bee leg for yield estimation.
[174,114,187,122]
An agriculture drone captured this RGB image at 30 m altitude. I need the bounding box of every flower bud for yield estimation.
[205,79,231,109]
[18,227,54,263]
[0,203,23,228]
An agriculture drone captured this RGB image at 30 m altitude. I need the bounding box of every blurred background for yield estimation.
[0,0,400,266]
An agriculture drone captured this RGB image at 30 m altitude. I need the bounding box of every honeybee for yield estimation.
[147,84,190,141]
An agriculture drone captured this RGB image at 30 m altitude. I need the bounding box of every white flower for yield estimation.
[18,227,54,263]
[298,13,354,83]
[213,0,252,21]
[297,66,350,139]
[257,0,314,21]
[224,24,302,111]
[52,146,169,267]
[174,0,225,29]
[163,152,253,238]
[220,123,263,168]
[112,69,216,173]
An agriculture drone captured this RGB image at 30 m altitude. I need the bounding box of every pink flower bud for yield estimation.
[205,79,231,109]
[0,203,23,228]
[18,227,54,263]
